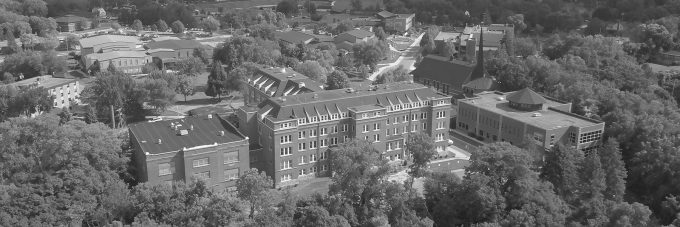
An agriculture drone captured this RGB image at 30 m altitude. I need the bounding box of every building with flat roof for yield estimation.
[84,51,152,74]
[456,88,604,153]
[376,10,414,33]
[243,66,325,106]
[236,82,452,187]
[129,114,250,191]
[11,75,81,109]
[79,35,141,56]
[146,39,207,60]
[334,29,376,51]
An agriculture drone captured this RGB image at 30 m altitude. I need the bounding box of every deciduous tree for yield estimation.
[237,168,273,218]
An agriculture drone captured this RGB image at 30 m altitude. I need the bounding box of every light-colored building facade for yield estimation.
[129,115,250,191]
[12,75,81,109]
[456,88,604,153]
[236,82,452,187]
[84,51,152,74]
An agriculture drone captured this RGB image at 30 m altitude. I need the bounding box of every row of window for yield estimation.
[296,112,350,125]
[192,168,239,182]
[297,137,342,151]
[281,152,328,170]
[387,100,432,112]
[298,125,347,139]
[579,130,602,144]
[281,165,328,182]
[159,151,239,176]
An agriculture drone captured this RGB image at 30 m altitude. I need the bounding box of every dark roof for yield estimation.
[506,88,546,105]
[129,115,246,155]
[464,77,495,91]
[257,82,450,121]
[343,29,375,39]
[146,40,204,50]
[276,31,316,44]
[248,66,325,101]
[376,10,396,19]
[411,55,475,92]
[55,15,88,23]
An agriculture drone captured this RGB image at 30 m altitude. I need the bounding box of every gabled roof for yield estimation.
[79,35,140,48]
[343,29,375,39]
[275,31,316,44]
[463,77,496,91]
[506,88,546,105]
[257,82,449,121]
[128,115,246,155]
[146,39,204,50]
[376,10,396,19]
[55,15,88,23]
[410,55,475,92]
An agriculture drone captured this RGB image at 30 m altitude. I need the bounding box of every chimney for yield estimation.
[157,139,162,144]
[219,131,225,136]
[208,114,213,119]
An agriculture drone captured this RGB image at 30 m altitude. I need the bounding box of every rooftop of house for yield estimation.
[86,50,149,61]
[257,82,450,121]
[55,14,89,23]
[275,31,316,44]
[11,75,77,90]
[459,91,602,129]
[434,31,462,41]
[146,39,205,50]
[128,115,246,155]
[376,10,396,19]
[459,32,504,48]
[79,35,141,48]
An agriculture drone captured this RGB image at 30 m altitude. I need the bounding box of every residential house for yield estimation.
[236,82,452,187]
[129,115,250,191]
[55,15,91,32]
[275,31,317,45]
[334,29,376,51]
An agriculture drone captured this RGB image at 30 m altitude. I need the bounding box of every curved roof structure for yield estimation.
[506,87,546,105]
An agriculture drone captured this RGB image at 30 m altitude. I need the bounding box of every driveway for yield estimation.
[368,33,424,81]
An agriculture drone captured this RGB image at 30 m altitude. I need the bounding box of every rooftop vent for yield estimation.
[280,68,286,73]
[286,74,294,78]
[208,114,213,119]
[178,130,189,136]
[219,131,225,136]
[157,139,162,144]
[532,113,542,117]
[299,82,305,88]
[190,125,194,130]
[277,97,286,102]
[345,88,355,93]
[496,96,505,101]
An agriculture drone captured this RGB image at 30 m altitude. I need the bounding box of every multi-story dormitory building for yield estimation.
[243,66,326,106]
[236,82,452,187]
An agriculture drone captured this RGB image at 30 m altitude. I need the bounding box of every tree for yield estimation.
[84,105,98,124]
[507,14,527,34]
[176,76,195,102]
[171,20,185,34]
[132,19,143,32]
[295,60,328,83]
[0,115,130,226]
[333,21,352,35]
[599,139,627,202]
[237,168,273,218]
[65,34,79,51]
[374,27,386,41]
[326,70,350,90]
[200,16,220,33]
[7,86,54,117]
[193,47,210,64]
[353,41,384,70]
[541,144,585,203]
[111,22,121,31]
[374,66,411,85]
[57,107,71,125]
[157,19,168,32]
[294,205,350,227]
[83,71,135,128]
[406,132,436,179]
[206,61,228,99]
[172,57,205,77]
[276,0,299,17]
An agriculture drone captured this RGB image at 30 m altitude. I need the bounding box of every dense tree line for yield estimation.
[484,34,680,225]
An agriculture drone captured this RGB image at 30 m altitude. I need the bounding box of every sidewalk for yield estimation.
[368,33,424,81]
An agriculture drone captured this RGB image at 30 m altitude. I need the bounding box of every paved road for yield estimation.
[368,33,424,81]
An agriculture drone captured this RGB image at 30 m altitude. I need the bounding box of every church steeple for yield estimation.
[470,13,486,81]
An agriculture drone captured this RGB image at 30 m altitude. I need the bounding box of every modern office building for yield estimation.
[456,88,604,153]
[236,82,452,187]
[243,66,325,106]
[128,114,250,191]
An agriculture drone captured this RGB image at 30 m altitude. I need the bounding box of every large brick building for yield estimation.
[243,67,325,106]
[78,35,141,56]
[236,82,452,187]
[129,115,250,191]
[456,88,604,153]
